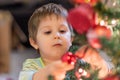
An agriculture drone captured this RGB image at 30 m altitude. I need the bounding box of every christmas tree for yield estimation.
[49,0,120,80]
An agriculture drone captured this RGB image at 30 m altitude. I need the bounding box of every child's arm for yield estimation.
[33,60,74,80]
[19,59,41,80]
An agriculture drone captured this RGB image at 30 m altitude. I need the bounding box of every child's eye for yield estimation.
[44,31,51,34]
[59,30,66,33]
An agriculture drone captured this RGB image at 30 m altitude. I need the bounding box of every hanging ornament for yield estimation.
[68,3,97,34]
[93,25,112,39]
[61,52,77,65]
[87,29,102,49]
[86,25,112,49]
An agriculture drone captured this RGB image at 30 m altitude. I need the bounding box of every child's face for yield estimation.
[31,14,72,60]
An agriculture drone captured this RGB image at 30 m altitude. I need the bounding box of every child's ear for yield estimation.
[29,38,39,50]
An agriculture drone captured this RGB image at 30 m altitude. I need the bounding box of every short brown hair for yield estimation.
[28,3,74,40]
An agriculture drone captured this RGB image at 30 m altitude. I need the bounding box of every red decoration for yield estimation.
[94,25,112,39]
[68,3,96,34]
[87,25,112,49]
[103,75,120,80]
[87,29,102,49]
[61,52,77,65]
[74,0,87,4]
[89,38,101,49]
[74,0,99,5]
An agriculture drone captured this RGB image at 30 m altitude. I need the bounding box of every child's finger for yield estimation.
[54,71,66,80]
[56,60,74,71]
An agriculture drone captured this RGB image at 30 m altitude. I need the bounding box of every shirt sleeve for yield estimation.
[19,70,37,80]
[18,59,41,80]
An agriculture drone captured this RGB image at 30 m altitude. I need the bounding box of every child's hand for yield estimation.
[46,60,74,80]
[33,60,74,80]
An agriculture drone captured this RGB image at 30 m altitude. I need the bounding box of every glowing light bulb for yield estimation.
[100,20,105,26]
[82,70,87,76]
[78,68,83,73]
[111,19,117,25]
[113,2,116,6]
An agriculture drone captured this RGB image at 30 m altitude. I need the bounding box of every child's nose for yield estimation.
[54,32,61,39]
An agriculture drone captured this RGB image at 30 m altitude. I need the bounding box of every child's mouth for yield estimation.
[53,44,62,46]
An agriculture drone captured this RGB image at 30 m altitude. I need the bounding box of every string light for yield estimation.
[112,2,116,6]
[111,19,117,25]
[100,20,105,26]
[82,70,87,76]
[78,68,83,73]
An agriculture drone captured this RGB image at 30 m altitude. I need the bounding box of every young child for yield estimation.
[19,3,74,80]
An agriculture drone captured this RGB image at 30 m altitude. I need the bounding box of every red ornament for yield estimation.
[87,29,102,49]
[89,37,102,49]
[68,3,96,34]
[94,25,112,39]
[87,25,112,49]
[61,52,77,65]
